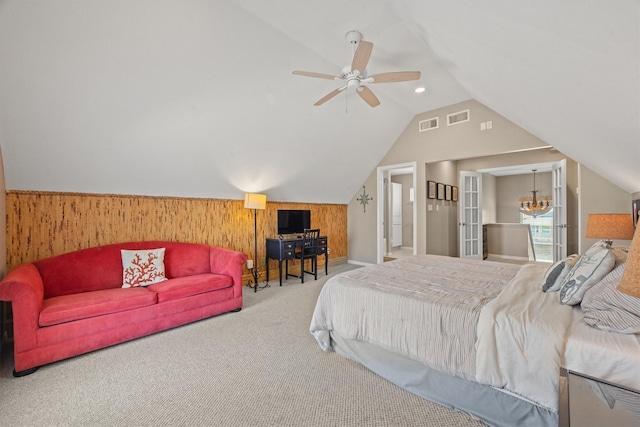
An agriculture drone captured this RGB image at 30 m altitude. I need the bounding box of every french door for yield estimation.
[459,172,483,259]
[552,160,567,261]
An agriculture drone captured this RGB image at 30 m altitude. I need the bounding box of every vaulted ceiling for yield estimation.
[0,1,637,203]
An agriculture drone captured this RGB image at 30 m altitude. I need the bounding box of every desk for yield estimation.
[266,236,328,286]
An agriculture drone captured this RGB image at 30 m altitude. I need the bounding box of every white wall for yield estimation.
[579,164,634,252]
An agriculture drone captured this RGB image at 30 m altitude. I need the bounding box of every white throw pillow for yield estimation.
[543,254,580,292]
[559,241,614,305]
[122,248,167,288]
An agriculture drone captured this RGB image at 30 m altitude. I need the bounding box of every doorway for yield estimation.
[376,162,417,264]
[474,160,566,262]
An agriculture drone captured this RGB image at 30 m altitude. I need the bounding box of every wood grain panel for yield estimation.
[6,191,348,283]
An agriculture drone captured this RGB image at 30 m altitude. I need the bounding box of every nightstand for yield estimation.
[559,368,640,427]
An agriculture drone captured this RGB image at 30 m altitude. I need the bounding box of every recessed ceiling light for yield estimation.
[414,87,426,94]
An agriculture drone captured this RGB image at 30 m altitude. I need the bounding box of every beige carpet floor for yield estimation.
[0,263,485,427]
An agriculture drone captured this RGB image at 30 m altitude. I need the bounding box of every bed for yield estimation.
[310,248,640,427]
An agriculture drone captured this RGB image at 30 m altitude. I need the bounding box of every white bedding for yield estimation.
[310,255,520,380]
[476,263,573,411]
[310,256,575,414]
[564,306,640,391]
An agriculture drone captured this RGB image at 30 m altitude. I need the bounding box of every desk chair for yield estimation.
[286,229,320,283]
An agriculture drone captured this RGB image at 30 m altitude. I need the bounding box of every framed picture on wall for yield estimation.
[633,199,640,228]
[427,180,437,199]
[437,182,445,200]
[445,185,452,201]
[452,186,459,202]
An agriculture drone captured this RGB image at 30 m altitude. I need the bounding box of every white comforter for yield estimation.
[476,263,573,411]
[310,255,521,380]
[310,256,573,413]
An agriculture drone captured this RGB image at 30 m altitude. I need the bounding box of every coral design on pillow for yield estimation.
[122,248,167,288]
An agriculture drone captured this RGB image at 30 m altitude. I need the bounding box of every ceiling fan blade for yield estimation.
[368,71,421,83]
[357,86,380,108]
[314,87,345,106]
[351,41,373,74]
[292,70,341,80]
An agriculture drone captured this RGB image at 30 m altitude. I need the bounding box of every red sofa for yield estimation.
[0,241,246,376]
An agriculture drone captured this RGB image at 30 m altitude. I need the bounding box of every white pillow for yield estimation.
[542,254,580,292]
[122,248,167,288]
[559,242,614,305]
[582,261,640,334]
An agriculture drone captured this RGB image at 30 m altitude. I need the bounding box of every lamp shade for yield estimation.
[244,193,266,210]
[618,224,640,298]
[585,214,635,241]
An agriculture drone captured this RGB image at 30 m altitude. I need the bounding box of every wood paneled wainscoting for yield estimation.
[6,191,348,284]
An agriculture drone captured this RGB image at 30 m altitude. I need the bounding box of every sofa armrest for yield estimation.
[0,264,44,353]
[209,246,247,298]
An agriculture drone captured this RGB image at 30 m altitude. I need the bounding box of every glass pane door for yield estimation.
[459,172,483,259]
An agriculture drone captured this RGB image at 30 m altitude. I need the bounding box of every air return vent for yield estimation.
[447,109,470,126]
[418,117,439,132]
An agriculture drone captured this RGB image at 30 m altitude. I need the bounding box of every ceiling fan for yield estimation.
[292,30,421,108]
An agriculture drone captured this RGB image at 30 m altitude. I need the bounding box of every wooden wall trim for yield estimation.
[6,191,347,282]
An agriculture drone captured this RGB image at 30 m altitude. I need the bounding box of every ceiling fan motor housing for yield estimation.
[345,30,363,45]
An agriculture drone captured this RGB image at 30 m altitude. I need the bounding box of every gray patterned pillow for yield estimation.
[581,256,640,333]
[542,254,580,292]
[559,242,615,305]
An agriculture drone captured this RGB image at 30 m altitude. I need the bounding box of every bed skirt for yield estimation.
[330,332,557,427]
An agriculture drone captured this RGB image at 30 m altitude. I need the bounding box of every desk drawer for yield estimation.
[282,241,296,259]
[317,238,328,255]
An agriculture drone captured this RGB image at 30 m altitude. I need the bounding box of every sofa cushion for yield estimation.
[121,248,167,288]
[147,273,232,303]
[40,287,157,327]
[33,241,214,299]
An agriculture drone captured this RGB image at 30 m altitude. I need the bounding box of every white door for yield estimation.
[391,182,403,247]
[552,160,567,261]
[459,172,483,259]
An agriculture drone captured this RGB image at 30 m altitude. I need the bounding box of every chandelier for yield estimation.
[518,169,552,217]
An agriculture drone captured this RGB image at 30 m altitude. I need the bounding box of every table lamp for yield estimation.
[585,213,635,247]
[618,223,640,298]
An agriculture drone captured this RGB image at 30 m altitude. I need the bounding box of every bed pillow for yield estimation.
[609,245,630,267]
[581,260,640,333]
[559,242,615,305]
[122,248,167,288]
[542,254,580,292]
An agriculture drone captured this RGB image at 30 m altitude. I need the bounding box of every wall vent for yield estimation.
[447,109,470,126]
[418,117,439,132]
